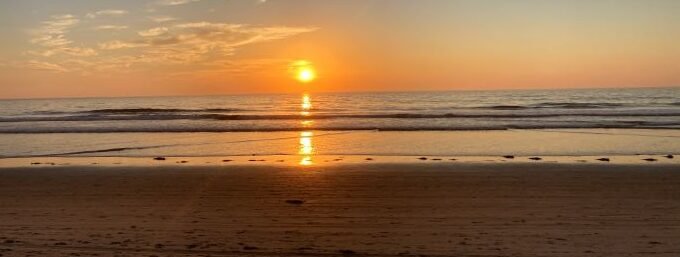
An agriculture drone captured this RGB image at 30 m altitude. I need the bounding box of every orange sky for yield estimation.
[0,0,679,98]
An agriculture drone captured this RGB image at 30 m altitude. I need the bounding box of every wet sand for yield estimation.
[0,163,679,256]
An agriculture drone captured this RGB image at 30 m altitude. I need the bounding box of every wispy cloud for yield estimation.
[148,16,177,23]
[28,14,98,57]
[154,0,200,6]
[30,14,79,47]
[23,60,69,72]
[94,25,128,31]
[24,12,318,74]
[138,27,169,37]
[86,9,129,19]
[98,41,147,50]
[98,21,317,68]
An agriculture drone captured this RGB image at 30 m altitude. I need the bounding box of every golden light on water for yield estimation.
[301,94,312,112]
[299,131,314,166]
[299,93,314,165]
[300,93,312,117]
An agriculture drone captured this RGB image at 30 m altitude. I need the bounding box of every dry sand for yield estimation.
[0,163,679,256]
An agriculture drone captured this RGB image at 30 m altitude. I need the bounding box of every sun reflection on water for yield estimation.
[299,93,314,165]
[300,93,312,116]
[299,131,314,165]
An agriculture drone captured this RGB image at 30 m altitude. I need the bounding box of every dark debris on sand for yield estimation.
[643,158,657,162]
[285,199,305,205]
[365,158,374,161]
[153,157,166,161]
[529,157,542,161]
[222,159,233,162]
[243,245,259,250]
[665,154,674,159]
[417,157,428,160]
[339,249,357,255]
[502,155,515,159]
[596,158,610,162]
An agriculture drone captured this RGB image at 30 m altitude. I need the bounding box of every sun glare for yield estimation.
[297,69,315,83]
[291,60,316,83]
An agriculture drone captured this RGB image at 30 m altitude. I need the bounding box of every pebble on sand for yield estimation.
[642,158,657,162]
[417,157,428,160]
[153,157,166,161]
[665,154,674,159]
[503,155,515,159]
[596,158,610,162]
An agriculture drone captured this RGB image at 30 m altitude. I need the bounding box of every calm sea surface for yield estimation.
[1,88,679,133]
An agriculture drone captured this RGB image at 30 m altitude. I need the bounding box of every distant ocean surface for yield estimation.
[0,88,679,133]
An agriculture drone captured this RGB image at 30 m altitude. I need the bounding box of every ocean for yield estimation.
[0,87,679,159]
[1,88,679,133]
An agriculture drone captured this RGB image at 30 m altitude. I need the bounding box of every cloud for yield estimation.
[138,27,169,37]
[59,47,97,57]
[148,16,177,23]
[154,0,200,6]
[99,41,147,50]
[92,22,316,70]
[24,14,317,73]
[94,25,128,31]
[27,14,98,58]
[23,60,69,72]
[30,14,79,47]
[86,9,128,19]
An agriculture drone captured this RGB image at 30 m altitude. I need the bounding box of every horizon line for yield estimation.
[1,85,678,101]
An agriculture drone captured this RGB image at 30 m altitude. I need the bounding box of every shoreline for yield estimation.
[0,154,678,168]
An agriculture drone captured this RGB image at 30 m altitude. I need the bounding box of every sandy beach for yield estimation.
[1,163,679,257]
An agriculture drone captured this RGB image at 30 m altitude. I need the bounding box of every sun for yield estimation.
[297,68,315,83]
[291,60,316,83]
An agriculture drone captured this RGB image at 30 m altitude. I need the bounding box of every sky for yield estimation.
[0,0,679,98]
